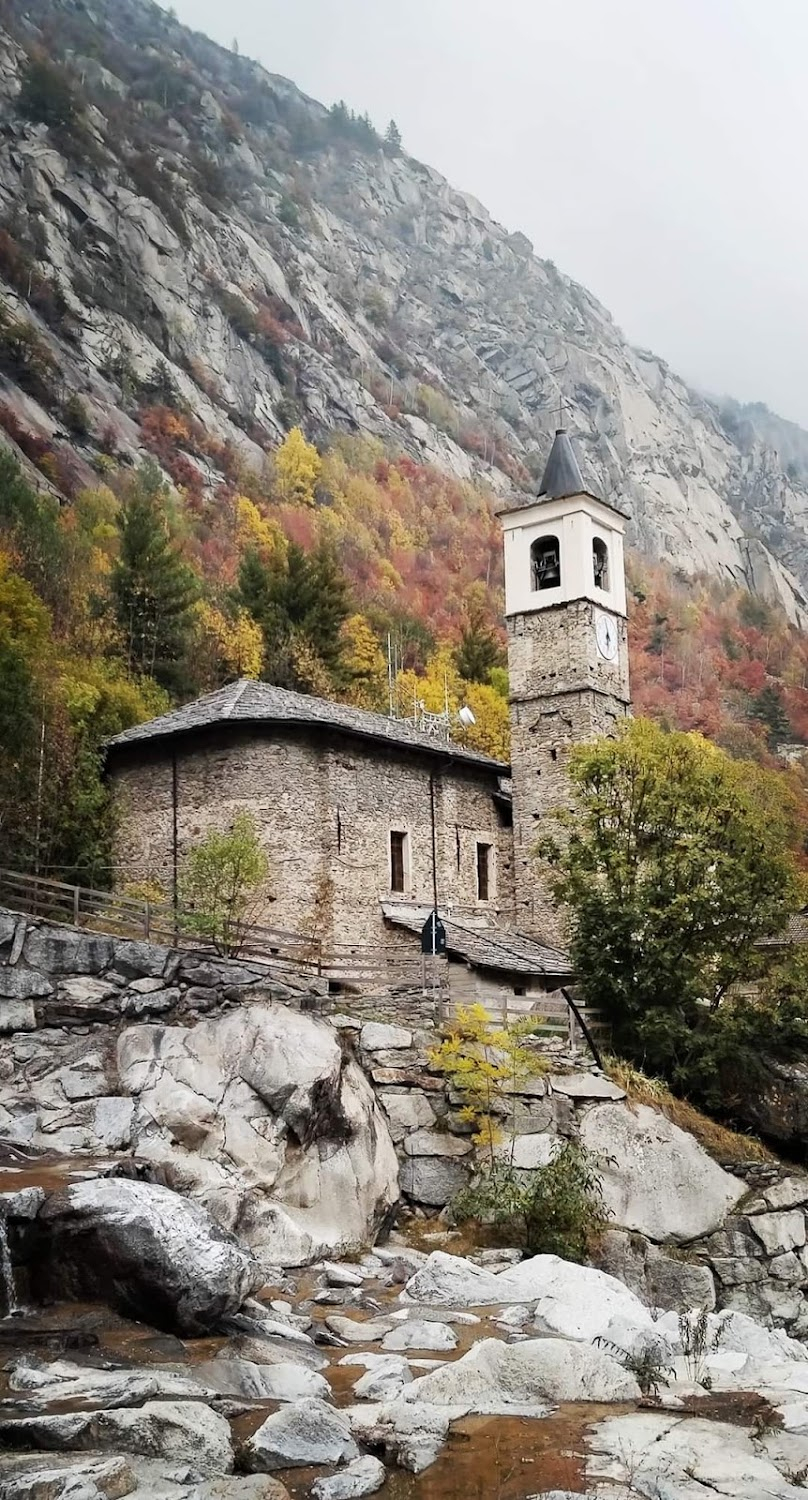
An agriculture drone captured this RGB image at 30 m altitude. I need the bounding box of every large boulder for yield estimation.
[29,1177,262,1335]
[579,1101,745,1242]
[242,1398,359,1472]
[404,1250,659,1345]
[405,1336,640,1409]
[117,1005,400,1266]
[0,1400,234,1477]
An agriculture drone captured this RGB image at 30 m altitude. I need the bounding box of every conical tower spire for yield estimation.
[537,426,590,501]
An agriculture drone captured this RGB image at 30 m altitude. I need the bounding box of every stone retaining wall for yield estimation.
[338,1011,808,1337]
[0,909,325,1036]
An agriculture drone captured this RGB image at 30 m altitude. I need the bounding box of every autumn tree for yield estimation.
[543,718,804,1094]
[342,613,387,709]
[110,468,197,690]
[273,426,321,505]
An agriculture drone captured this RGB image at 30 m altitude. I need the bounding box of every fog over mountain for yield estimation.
[171,0,808,429]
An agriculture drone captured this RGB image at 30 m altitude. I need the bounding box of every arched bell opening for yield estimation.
[531,535,561,592]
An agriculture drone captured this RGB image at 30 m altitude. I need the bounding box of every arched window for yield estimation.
[593,537,609,591]
[531,535,561,592]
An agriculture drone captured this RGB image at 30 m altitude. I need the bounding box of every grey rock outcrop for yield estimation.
[0,917,399,1270]
[28,1177,262,1335]
[579,1101,746,1242]
[0,1400,234,1477]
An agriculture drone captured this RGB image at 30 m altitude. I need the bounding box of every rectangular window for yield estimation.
[476,841,492,901]
[390,830,408,893]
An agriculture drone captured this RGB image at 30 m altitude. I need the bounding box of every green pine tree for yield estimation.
[750,684,792,749]
[111,471,197,690]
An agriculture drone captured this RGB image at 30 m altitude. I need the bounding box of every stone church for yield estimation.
[106,429,631,1008]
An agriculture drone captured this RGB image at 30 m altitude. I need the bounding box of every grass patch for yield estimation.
[603,1055,774,1165]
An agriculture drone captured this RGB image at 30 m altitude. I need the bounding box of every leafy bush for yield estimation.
[63,393,91,437]
[454,1142,610,1261]
[178,812,269,955]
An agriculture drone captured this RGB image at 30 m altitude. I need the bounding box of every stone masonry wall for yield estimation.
[507,601,631,945]
[343,1010,808,1336]
[109,725,514,950]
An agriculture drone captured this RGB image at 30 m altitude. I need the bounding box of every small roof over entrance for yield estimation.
[381,902,573,980]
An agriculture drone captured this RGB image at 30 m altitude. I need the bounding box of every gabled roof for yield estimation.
[106,679,508,772]
[381,901,573,978]
[538,427,589,501]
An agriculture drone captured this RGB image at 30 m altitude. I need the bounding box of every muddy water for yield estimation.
[278,1406,627,1500]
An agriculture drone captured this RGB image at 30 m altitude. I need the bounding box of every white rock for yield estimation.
[35,1177,262,1335]
[404,1337,639,1410]
[326,1315,394,1344]
[311,1456,386,1500]
[579,1101,745,1241]
[0,1400,233,1477]
[198,1358,329,1401]
[243,1398,359,1472]
[401,1251,504,1305]
[493,1134,557,1169]
[378,1091,436,1142]
[548,1073,627,1100]
[346,1399,465,1473]
[116,1005,400,1268]
[402,1130,472,1158]
[322,1261,365,1287]
[360,1023,412,1051]
[587,1410,808,1498]
[750,1210,806,1255]
[353,1355,413,1400]
[382,1320,457,1352]
[764,1177,808,1212]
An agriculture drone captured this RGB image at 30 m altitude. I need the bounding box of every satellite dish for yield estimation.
[457,705,476,727]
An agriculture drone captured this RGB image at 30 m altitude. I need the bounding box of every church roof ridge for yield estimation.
[106,678,508,772]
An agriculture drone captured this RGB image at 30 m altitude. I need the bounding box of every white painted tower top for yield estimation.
[501,428,628,619]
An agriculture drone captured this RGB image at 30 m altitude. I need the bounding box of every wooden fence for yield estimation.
[0,871,599,1058]
[0,869,443,991]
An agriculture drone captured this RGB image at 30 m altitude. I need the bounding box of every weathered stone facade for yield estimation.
[507,603,631,943]
[110,725,514,950]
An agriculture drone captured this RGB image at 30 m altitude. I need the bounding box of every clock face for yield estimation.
[595,611,618,661]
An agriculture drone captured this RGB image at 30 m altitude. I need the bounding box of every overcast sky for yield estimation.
[170,0,808,428]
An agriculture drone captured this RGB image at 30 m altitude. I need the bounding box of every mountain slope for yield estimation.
[0,0,807,625]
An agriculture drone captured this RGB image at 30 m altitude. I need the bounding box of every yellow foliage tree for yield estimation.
[394,646,511,761]
[273,427,321,505]
[235,496,288,564]
[342,613,387,710]
[429,1003,545,1162]
[195,601,264,687]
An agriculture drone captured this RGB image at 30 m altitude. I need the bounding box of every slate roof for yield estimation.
[381,901,573,978]
[501,427,629,519]
[106,679,508,772]
[538,427,588,501]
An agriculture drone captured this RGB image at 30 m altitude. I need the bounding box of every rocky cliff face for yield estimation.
[1,0,808,621]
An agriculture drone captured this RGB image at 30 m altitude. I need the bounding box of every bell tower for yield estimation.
[502,428,631,943]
